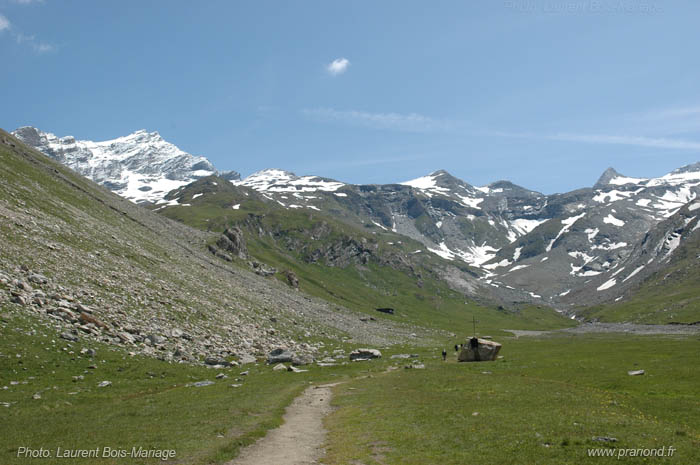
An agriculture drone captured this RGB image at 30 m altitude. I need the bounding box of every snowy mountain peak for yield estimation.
[431,169,453,177]
[594,167,623,188]
[483,180,543,198]
[671,161,700,175]
[402,169,473,191]
[233,169,345,193]
[12,126,239,204]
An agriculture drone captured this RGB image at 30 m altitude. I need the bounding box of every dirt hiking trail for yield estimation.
[228,383,339,465]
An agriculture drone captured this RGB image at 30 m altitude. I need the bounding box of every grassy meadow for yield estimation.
[3,305,698,464]
[324,334,700,465]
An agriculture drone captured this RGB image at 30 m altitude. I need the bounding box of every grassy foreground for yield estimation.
[324,334,700,465]
[3,308,698,464]
[0,311,382,465]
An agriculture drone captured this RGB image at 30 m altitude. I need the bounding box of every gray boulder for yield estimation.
[458,338,502,362]
[349,348,382,361]
[204,356,233,367]
[288,365,308,373]
[146,334,165,345]
[28,273,49,284]
[238,354,257,365]
[292,354,314,366]
[268,348,294,364]
[190,380,215,387]
[60,332,78,342]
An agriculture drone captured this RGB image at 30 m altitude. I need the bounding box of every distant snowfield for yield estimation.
[233,169,345,193]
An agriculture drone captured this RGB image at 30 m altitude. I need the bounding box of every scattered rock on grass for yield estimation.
[189,380,215,387]
[349,348,382,361]
[272,363,287,372]
[292,354,314,366]
[205,357,234,367]
[239,354,257,365]
[60,332,78,342]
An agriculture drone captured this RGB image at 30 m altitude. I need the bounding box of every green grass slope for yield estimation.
[158,177,575,336]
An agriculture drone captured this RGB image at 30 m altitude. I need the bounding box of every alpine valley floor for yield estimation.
[1,130,698,464]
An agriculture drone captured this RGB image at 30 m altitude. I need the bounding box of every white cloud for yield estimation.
[492,130,700,151]
[326,58,350,76]
[303,108,457,133]
[548,133,700,150]
[15,32,34,43]
[12,0,45,4]
[33,42,54,53]
[0,15,10,31]
[7,28,56,53]
[620,105,700,136]
[640,106,700,119]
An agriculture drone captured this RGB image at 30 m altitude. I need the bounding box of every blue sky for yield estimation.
[2,0,700,193]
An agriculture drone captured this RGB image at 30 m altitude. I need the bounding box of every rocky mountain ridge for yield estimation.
[13,126,699,313]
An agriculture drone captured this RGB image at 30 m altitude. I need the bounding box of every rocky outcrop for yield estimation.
[304,237,377,267]
[283,270,299,289]
[216,227,248,259]
[250,261,276,277]
[458,338,502,362]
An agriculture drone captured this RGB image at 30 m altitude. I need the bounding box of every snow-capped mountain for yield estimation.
[208,164,700,303]
[221,168,551,270]
[233,169,345,193]
[474,163,700,303]
[242,164,697,306]
[11,127,239,204]
[12,125,699,308]
[397,170,548,264]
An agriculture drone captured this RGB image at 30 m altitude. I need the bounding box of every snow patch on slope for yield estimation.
[233,169,344,193]
[603,214,625,227]
[547,213,586,252]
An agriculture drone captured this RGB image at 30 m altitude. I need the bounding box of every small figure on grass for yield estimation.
[442,349,447,361]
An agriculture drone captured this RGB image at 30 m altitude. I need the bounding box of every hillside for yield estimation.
[155,176,572,333]
[0,129,430,369]
[578,202,700,323]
